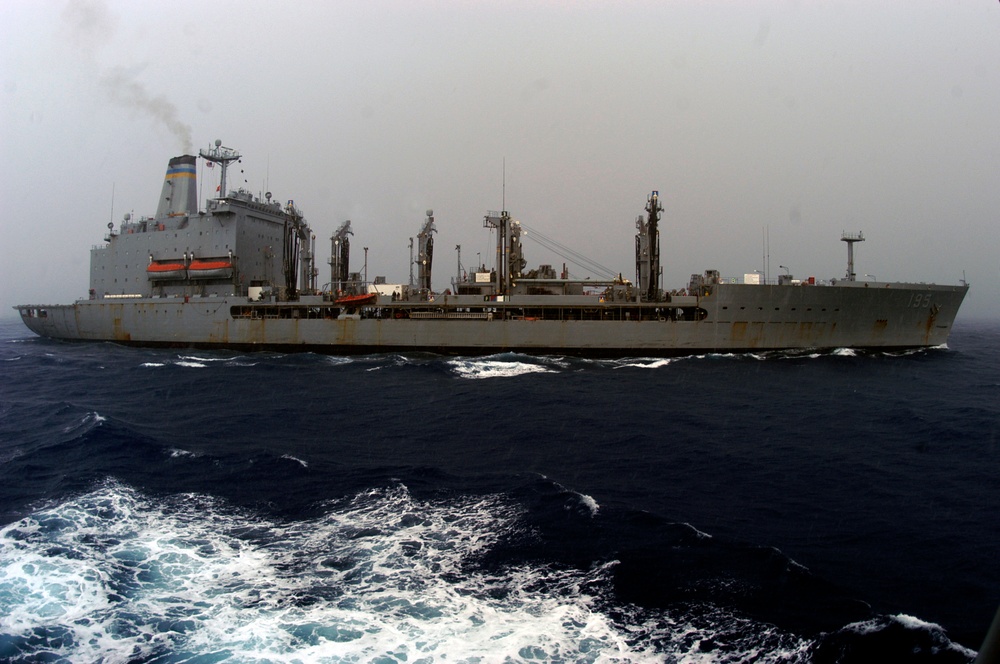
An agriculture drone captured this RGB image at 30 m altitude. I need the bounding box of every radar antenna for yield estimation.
[199,139,241,199]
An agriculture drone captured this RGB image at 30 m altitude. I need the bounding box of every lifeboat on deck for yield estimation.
[334,293,377,306]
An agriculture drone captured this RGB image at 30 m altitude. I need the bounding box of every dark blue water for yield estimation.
[1,317,997,663]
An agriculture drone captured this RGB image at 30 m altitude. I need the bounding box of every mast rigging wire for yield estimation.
[519,222,618,280]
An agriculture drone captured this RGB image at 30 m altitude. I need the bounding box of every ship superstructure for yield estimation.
[17,146,969,356]
[90,141,313,305]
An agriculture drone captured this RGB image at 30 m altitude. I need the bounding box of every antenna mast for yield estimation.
[409,237,414,287]
[841,231,865,281]
[502,157,506,212]
[199,139,241,198]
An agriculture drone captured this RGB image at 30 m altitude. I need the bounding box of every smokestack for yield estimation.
[155,155,198,219]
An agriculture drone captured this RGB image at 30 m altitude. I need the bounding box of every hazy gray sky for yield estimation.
[2,0,998,318]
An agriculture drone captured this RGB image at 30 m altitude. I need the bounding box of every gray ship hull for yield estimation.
[16,147,970,356]
[17,281,968,357]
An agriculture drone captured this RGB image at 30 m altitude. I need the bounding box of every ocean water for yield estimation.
[0,316,997,663]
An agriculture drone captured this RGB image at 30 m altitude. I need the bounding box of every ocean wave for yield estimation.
[448,358,557,379]
[679,522,713,540]
[163,354,262,368]
[167,447,198,459]
[178,354,234,363]
[355,353,411,371]
[0,481,848,663]
[537,478,601,517]
[59,411,105,435]
[0,403,117,464]
[0,448,25,464]
[882,346,941,357]
[576,492,600,517]
[281,454,309,468]
[111,343,949,376]
[825,614,977,660]
[613,357,675,369]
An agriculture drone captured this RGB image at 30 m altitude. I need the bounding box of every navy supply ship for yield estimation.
[16,143,969,357]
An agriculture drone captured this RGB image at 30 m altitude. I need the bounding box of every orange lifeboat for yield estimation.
[146,262,186,280]
[188,259,234,280]
[334,293,377,306]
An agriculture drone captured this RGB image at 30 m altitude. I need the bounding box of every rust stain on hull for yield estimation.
[112,317,131,342]
[730,321,764,348]
[924,306,939,344]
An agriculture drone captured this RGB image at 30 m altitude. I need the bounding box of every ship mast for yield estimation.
[417,210,436,297]
[484,211,508,294]
[330,220,353,294]
[636,190,662,301]
[841,231,865,281]
[283,200,306,299]
[199,139,241,198]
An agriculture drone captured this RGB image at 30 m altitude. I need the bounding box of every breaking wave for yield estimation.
[448,357,559,379]
[0,482,652,662]
[2,480,974,662]
[0,481,836,662]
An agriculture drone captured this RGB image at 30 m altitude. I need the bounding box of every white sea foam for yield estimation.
[534,355,573,370]
[61,411,106,434]
[680,522,713,540]
[168,447,197,458]
[892,613,943,631]
[577,493,600,516]
[615,357,674,369]
[838,614,977,658]
[150,354,260,368]
[832,347,858,357]
[0,481,827,662]
[884,347,934,357]
[362,354,409,371]
[281,454,308,468]
[843,616,894,635]
[449,359,556,379]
